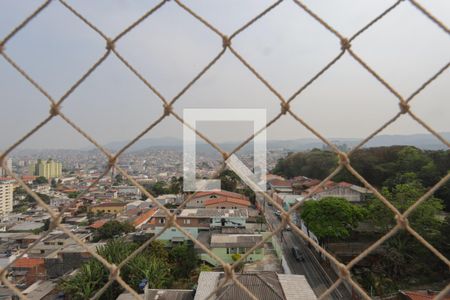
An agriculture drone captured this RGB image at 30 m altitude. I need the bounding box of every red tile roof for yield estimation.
[205,197,251,207]
[12,257,44,268]
[337,181,353,188]
[89,219,108,229]
[133,208,158,227]
[192,190,247,200]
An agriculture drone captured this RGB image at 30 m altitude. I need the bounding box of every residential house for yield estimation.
[204,197,251,209]
[148,208,248,243]
[89,202,126,214]
[45,243,103,279]
[186,190,248,208]
[310,182,372,203]
[267,179,293,194]
[194,271,317,300]
[197,232,264,266]
[11,257,46,287]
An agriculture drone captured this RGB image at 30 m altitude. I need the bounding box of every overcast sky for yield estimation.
[1,0,449,150]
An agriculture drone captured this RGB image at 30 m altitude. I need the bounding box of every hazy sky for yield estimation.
[1,0,449,150]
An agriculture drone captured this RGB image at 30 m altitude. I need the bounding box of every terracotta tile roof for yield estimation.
[192,190,247,200]
[89,219,108,229]
[12,257,44,268]
[133,208,157,227]
[205,197,251,207]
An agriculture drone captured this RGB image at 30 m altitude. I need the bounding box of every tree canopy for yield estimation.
[95,220,135,241]
[60,239,199,300]
[273,146,450,211]
[300,197,366,240]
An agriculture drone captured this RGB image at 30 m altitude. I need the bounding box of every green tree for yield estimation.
[169,243,198,278]
[168,176,183,194]
[60,259,107,300]
[60,239,173,300]
[300,197,366,241]
[33,176,48,185]
[95,220,135,241]
[219,169,240,192]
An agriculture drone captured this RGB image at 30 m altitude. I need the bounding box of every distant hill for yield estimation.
[10,132,449,154]
[103,132,450,153]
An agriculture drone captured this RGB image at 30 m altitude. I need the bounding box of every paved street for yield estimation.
[263,202,352,300]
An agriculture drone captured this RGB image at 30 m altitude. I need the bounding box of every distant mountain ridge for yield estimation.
[10,132,450,154]
[103,132,450,153]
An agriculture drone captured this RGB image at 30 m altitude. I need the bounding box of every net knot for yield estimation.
[49,104,60,116]
[340,38,351,51]
[108,156,117,167]
[166,213,176,226]
[109,264,120,280]
[281,211,291,226]
[222,36,231,48]
[0,41,4,53]
[106,38,115,51]
[338,151,350,166]
[280,102,290,115]
[395,214,409,229]
[339,263,350,279]
[163,103,173,116]
[222,152,230,161]
[50,215,62,230]
[399,101,410,114]
[223,264,233,280]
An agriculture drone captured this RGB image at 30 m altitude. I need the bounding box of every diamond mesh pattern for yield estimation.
[0,1,449,299]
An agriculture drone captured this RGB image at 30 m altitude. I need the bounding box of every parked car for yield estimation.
[292,246,304,262]
[274,210,281,218]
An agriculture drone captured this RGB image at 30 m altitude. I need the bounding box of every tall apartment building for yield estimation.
[0,158,13,176]
[0,182,13,215]
[29,159,62,179]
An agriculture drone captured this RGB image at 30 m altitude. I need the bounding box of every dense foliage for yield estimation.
[300,197,366,240]
[60,239,199,300]
[94,220,135,241]
[273,146,450,211]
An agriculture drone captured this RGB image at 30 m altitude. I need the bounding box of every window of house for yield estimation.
[184,219,191,224]
[159,218,165,224]
[254,248,262,254]
[238,247,246,254]
[227,248,237,254]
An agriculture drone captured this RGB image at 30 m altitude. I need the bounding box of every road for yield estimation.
[263,202,352,300]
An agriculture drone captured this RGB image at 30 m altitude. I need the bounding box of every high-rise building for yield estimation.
[29,159,62,179]
[0,158,13,177]
[0,182,13,215]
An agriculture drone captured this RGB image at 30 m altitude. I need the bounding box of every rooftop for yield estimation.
[12,257,44,268]
[204,197,251,207]
[194,272,316,300]
[91,202,126,208]
[153,208,248,219]
[192,190,248,200]
[210,234,263,248]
